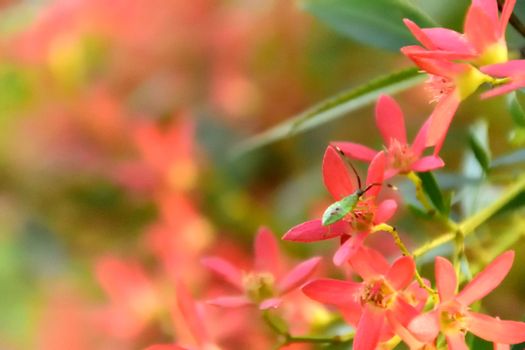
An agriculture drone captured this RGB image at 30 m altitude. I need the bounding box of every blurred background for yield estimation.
[0,0,524,349]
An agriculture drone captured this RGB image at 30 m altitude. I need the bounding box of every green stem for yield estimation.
[414,175,525,258]
[373,223,437,298]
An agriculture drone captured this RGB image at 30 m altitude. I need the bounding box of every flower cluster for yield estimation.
[145,1,525,349]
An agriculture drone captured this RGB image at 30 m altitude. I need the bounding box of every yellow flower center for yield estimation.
[360,278,395,309]
[439,300,469,334]
[387,139,416,173]
[242,272,276,303]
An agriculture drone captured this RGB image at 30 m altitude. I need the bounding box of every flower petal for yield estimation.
[375,95,407,146]
[446,332,469,350]
[411,117,431,157]
[499,0,516,37]
[473,0,499,26]
[349,246,389,279]
[201,257,243,290]
[411,155,445,172]
[464,4,499,53]
[422,28,474,54]
[282,219,347,242]
[427,91,461,152]
[333,232,366,266]
[494,343,511,350]
[323,145,357,200]
[145,345,187,350]
[259,297,283,310]
[457,251,514,306]
[480,60,525,77]
[206,295,252,308]
[435,256,457,302]
[403,19,436,49]
[386,256,415,290]
[302,278,361,306]
[408,311,440,343]
[481,80,525,99]
[332,141,378,162]
[353,305,385,350]
[365,151,386,197]
[175,281,210,346]
[254,226,281,276]
[401,46,467,76]
[386,310,427,350]
[468,311,525,344]
[374,199,398,224]
[277,257,321,294]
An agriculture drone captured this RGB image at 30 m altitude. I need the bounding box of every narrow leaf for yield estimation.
[301,0,437,51]
[417,172,447,215]
[507,91,525,127]
[468,120,491,173]
[231,67,424,158]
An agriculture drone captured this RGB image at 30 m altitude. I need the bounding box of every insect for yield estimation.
[321,148,381,226]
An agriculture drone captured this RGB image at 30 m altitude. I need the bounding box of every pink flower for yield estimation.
[401,47,491,151]
[333,95,444,178]
[302,247,428,350]
[408,251,525,348]
[401,0,522,150]
[146,281,220,350]
[94,256,160,340]
[203,227,321,310]
[283,146,397,265]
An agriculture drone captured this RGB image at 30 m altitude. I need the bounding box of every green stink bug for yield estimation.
[321,147,380,226]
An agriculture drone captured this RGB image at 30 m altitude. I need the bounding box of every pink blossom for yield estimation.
[283,146,397,265]
[408,251,525,348]
[302,247,428,350]
[146,281,220,350]
[333,95,444,178]
[401,0,522,150]
[203,227,321,310]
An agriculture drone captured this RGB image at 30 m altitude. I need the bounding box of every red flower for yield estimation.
[401,0,523,151]
[145,281,220,350]
[283,146,397,265]
[333,95,444,178]
[302,247,428,350]
[203,227,321,310]
[94,256,161,340]
[408,251,525,348]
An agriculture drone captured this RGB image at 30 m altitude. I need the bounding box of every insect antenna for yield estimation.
[334,146,362,190]
[362,182,382,195]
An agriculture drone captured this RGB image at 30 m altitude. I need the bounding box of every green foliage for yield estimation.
[232,67,424,157]
[301,0,436,51]
[417,172,448,215]
[507,91,525,146]
[468,120,491,173]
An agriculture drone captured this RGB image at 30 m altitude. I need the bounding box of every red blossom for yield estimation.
[333,95,444,178]
[408,251,525,348]
[302,247,428,350]
[401,0,523,151]
[283,146,397,265]
[203,227,321,310]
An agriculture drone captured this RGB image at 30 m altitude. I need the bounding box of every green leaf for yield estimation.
[301,0,437,51]
[231,67,424,158]
[468,120,491,173]
[417,172,447,215]
[507,91,525,127]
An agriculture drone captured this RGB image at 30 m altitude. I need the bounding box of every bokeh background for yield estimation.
[0,0,525,349]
